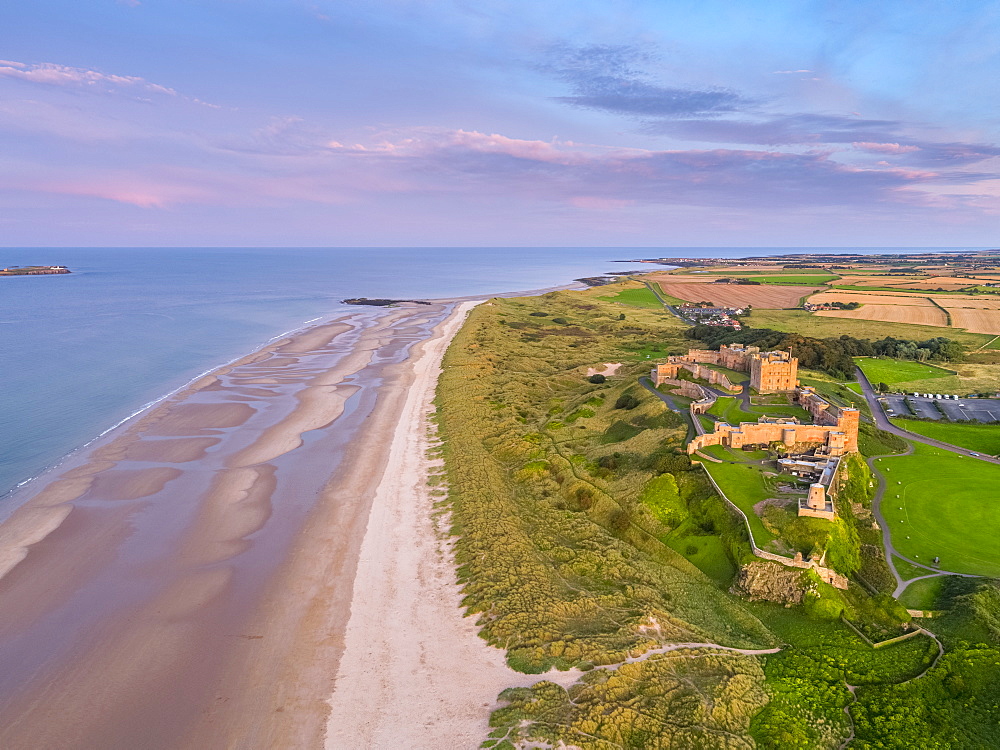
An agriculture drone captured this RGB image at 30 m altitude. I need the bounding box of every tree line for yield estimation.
[685,325,964,380]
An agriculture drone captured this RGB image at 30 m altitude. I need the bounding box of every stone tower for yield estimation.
[806,483,826,510]
[749,350,798,393]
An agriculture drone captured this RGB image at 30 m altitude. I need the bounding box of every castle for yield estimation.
[651,343,798,394]
[652,345,860,520]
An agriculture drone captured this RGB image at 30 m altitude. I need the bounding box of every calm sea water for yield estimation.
[0,246,984,501]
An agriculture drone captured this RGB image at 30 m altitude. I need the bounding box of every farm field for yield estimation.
[736,274,838,285]
[747,309,991,348]
[855,357,953,386]
[816,304,949,328]
[809,291,937,306]
[940,307,1000,334]
[597,286,663,309]
[892,418,1000,455]
[646,276,820,309]
[876,443,1000,577]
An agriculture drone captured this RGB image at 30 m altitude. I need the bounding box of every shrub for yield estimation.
[614,394,640,410]
[588,374,606,384]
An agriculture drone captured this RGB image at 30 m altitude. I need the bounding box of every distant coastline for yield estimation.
[0,265,70,276]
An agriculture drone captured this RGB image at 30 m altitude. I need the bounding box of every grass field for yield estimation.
[892,418,1000,455]
[899,575,948,610]
[646,281,687,306]
[598,286,664,309]
[707,395,812,424]
[855,357,953,385]
[747,309,993,349]
[877,443,1000,577]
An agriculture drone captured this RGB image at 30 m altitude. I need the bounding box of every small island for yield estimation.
[0,265,70,276]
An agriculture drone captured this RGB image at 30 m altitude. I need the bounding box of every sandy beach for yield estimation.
[0,297,523,749]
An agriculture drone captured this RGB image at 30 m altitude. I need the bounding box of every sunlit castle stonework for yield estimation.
[652,345,860,522]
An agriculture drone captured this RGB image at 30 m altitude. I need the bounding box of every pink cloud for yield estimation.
[0,61,177,96]
[569,196,634,210]
[852,141,922,154]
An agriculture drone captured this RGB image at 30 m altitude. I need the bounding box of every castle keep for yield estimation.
[651,343,798,394]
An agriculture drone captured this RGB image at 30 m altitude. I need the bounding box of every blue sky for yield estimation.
[1,0,997,246]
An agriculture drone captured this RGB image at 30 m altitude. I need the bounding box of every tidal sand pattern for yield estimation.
[0,300,500,749]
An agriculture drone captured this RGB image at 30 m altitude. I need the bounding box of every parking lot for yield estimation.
[882,394,1000,423]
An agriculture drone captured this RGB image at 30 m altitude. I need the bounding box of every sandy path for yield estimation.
[324,301,534,749]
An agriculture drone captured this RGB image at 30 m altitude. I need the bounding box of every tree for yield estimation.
[588,374,606,384]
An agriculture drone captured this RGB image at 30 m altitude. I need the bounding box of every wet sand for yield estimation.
[0,301,477,749]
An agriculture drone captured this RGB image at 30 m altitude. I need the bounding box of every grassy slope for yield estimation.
[701,458,776,544]
[876,444,1000,577]
[892,418,1000,455]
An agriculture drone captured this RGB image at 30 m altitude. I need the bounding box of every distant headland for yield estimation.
[0,265,70,276]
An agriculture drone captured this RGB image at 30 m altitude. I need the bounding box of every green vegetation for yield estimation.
[597,286,664,309]
[700,458,777,545]
[748,308,992,349]
[740,273,838,285]
[490,652,768,749]
[707,395,811,425]
[855,356,954,385]
[437,290,775,676]
[437,282,1000,747]
[899,575,949,610]
[857,422,908,456]
[893,556,933,581]
[893,417,1000,455]
[646,280,688,306]
[876,443,1000,576]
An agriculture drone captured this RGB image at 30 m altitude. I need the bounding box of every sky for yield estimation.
[1,0,998,247]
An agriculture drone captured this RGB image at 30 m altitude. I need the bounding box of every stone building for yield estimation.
[652,343,798,394]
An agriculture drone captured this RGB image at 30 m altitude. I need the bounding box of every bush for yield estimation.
[614,394,640,410]
[588,374,606,384]
[551,317,568,324]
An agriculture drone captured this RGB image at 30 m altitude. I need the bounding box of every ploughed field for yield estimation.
[808,289,1000,334]
[647,275,822,309]
[876,443,1000,578]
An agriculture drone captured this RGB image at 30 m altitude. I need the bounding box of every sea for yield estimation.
[0,246,986,506]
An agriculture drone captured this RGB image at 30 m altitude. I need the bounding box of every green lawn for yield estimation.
[876,443,1000,577]
[893,556,933,581]
[707,395,812,425]
[701,459,776,545]
[899,575,948,610]
[705,363,747,383]
[892,418,1000,455]
[598,287,664,309]
[855,357,953,386]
